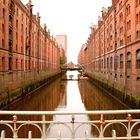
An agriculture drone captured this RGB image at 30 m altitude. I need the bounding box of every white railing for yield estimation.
[0,110,140,139]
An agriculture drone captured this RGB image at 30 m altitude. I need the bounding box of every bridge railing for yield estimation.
[0,110,140,139]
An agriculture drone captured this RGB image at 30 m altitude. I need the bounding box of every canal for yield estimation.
[1,71,135,138]
[4,71,129,111]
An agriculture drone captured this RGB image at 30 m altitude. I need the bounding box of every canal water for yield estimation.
[1,71,133,138]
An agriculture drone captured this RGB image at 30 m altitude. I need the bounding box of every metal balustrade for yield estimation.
[0,110,140,139]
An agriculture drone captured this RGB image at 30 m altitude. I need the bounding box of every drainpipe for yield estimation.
[34,27,36,70]
[44,24,47,71]
[124,0,127,95]
[37,12,40,73]
[24,21,25,71]
[114,1,117,81]
[28,0,33,70]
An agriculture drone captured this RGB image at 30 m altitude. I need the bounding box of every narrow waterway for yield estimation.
[1,71,131,138]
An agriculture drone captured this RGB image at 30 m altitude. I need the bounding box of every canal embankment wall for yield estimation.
[0,71,63,109]
[86,71,140,109]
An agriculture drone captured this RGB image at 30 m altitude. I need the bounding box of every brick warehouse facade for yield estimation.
[78,0,140,108]
[0,0,66,106]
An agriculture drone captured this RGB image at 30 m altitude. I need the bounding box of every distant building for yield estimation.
[56,35,67,62]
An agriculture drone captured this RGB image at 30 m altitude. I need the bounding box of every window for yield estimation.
[119,1,122,9]
[16,59,18,70]
[107,57,109,69]
[127,52,131,69]
[136,49,140,69]
[110,57,113,69]
[16,20,18,29]
[16,32,18,40]
[136,13,139,24]
[21,24,23,33]
[120,54,123,69]
[2,8,5,20]
[21,59,23,70]
[110,35,113,40]
[110,24,112,31]
[120,26,123,34]
[2,57,5,71]
[114,55,118,70]
[17,8,19,16]
[136,0,139,7]
[126,20,131,30]
[16,44,18,51]
[101,59,103,69]
[2,24,4,34]
[3,0,5,4]
[136,77,140,81]
[9,57,12,70]
[110,15,112,21]
[136,30,140,39]
[126,4,131,16]
[136,30,139,39]
[22,13,24,21]
[104,59,106,69]
[127,75,130,80]
[139,12,140,23]
[127,35,131,43]
[2,39,4,48]
[119,13,123,23]
[120,39,123,46]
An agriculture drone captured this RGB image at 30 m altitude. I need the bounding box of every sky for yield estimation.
[21,0,111,63]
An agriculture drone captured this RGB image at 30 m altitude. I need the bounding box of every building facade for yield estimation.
[0,0,62,93]
[78,0,140,101]
[56,35,67,63]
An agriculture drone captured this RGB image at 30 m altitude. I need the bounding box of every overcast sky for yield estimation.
[21,0,111,63]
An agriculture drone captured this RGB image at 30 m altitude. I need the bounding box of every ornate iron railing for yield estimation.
[0,110,140,139]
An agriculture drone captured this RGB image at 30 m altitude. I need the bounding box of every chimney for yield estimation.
[102,7,108,19]
[98,16,102,26]
[44,24,47,32]
[37,12,40,25]
[48,29,50,36]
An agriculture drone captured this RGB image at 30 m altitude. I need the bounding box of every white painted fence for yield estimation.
[0,110,140,139]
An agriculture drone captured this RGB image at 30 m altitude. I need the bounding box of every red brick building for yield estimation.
[78,0,140,100]
[0,0,62,92]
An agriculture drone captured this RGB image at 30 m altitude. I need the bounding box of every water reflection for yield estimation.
[47,71,93,138]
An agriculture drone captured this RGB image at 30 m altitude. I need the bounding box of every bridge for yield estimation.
[60,62,85,72]
[0,110,140,139]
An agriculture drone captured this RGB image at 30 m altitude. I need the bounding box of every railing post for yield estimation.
[13,115,18,139]
[85,130,89,140]
[28,131,32,140]
[42,115,46,139]
[127,114,132,140]
[1,130,5,139]
[138,129,140,137]
[112,129,116,140]
[71,115,75,139]
[99,114,104,140]
[57,130,61,140]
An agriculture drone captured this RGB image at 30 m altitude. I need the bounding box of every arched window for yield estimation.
[126,4,131,16]
[119,13,123,23]
[107,57,109,69]
[110,57,113,69]
[120,54,123,69]
[136,49,140,69]
[127,52,131,68]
